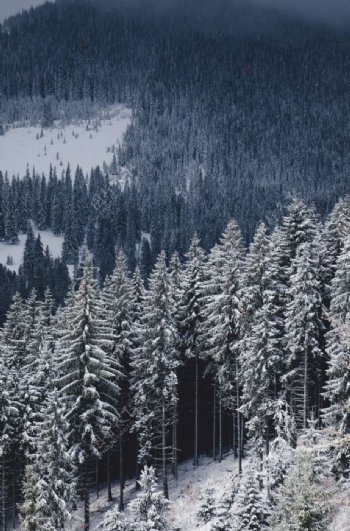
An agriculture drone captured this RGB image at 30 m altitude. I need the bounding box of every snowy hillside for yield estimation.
[0,105,131,177]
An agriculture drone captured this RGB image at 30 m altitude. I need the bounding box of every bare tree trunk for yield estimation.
[235,354,242,475]
[1,454,6,531]
[96,458,99,499]
[84,461,90,531]
[135,439,140,491]
[303,346,309,430]
[162,399,169,499]
[12,469,15,531]
[213,382,216,461]
[218,391,222,463]
[172,404,178,479]
[232,411,237,459]
[194,354,199,467]
[107,450,113,502]
[119,435,124,511]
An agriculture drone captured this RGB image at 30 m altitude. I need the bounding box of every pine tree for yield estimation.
[128,466,170,531]
[197,488,216,525]
[98,504,128,530]
[180,234,206,467]
[324,236,350,449]
[201,220,245,472]
[55,258,120,529]
[29,390,76,531]
[230,460,269,530]
[271,450,330,531]
[284,243,324,430]
[131,252,179,498]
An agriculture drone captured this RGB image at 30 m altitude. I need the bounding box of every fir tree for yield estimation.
[131,252,179,498]
[55,258,120,529]
[128,466,170,531]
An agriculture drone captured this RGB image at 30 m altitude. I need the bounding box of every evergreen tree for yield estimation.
[284,243,324,430]
[131,252,179,498]
[128,466,170,531]
[271,450,330,531]
[201,220,245,472]
[230,460,269,531]
[55,258,120,529]
[180,234,206,467]
[324,235,350,439]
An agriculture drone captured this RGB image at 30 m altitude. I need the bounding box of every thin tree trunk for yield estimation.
[235,353,242,475]
[303,347,309,430]
[135,439,140,491]
[119,434,124,511]
[84,461,90,531]
[172,404,178,479]
[96,457,99,499]
[218,391,222,463]
[12,469,16,531]
[162,399,169,499]
[232,411,237,459]
[194,353,199,467]
[213,382,216,462]
[2,454,6,531]
[107,450,113,502]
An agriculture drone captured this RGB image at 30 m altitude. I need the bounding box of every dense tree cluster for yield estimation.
[0,0,349,248]
[0,198,349,529]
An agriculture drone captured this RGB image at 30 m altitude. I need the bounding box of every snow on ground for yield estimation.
[0,229,64,273]
[0,106,131,177]
[167,454,236,531]
[66,454,237,531]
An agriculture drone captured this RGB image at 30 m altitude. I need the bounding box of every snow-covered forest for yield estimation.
[1,198,350,529]
[1,0,350,529]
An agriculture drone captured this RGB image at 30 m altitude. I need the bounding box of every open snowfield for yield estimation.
[0,105,131,177]
[0,229,64,273]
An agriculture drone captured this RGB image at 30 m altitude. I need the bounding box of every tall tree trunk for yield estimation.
[194,353,199,467]
[107,450,113,502]
[218,391,222,463]
[162,399,169,499]
[303,347,309,430]
[235,353,242,475]
[96,457,99,499]
[135,439,140,491]
[12,469,15,531]
[232,411,237,459]
[172,404,178,479]
[1,454,6,531]
[84,461,90,530]
[119,434,124,511]
[213,382,216,461]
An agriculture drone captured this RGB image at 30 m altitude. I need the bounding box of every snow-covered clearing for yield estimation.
[0,229,64,273]
[0,105,131,177]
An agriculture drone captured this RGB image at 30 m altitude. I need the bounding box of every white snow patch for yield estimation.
[0,106,131,177]
[0,229,64,273]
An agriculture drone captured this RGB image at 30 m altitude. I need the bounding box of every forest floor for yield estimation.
[66,446,350,531]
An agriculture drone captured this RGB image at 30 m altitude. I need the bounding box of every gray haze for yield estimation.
[0,0,48,23]
[1,0,350,27]
[248,0,350,26]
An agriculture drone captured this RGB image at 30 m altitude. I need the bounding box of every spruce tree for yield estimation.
[284,243,324,430]
[131,252,179,498]
[55,258,120,529]
[179,234,206,467]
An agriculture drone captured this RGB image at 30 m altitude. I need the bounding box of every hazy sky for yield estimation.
[1,0,350,27]
[252,0,350,26]
[0,0,47,22]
